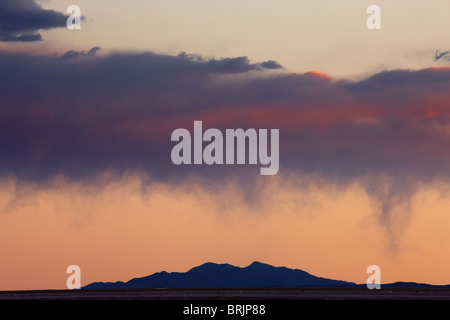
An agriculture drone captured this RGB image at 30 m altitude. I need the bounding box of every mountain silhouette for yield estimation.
[84,261,450,290]
[83,261,358,289]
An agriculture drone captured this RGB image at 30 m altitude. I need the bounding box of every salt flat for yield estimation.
[1,288,450,300]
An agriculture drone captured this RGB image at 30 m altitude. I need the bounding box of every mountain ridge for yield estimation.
[83,261,450,290]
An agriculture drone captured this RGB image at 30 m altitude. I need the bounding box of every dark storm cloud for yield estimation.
[0,50,449,182]
[0,0,69,42]
[1,49,450,228]
[0,50,287,181]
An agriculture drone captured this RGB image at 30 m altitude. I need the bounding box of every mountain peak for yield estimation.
[188,262,236,273]
[247,261,274,269]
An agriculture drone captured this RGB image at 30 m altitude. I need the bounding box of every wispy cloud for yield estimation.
[55,47,102,60]
[434,50,450,62]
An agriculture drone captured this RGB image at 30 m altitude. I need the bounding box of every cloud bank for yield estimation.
[1,49,450,233]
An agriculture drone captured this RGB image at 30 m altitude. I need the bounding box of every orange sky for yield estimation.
[1,0,450,292]
[27,0,450,79]
[1,172,449,290]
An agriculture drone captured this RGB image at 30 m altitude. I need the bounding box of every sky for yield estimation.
[0,0,450,290]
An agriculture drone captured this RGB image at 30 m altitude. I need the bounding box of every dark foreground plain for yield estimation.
[1,288,450,300]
